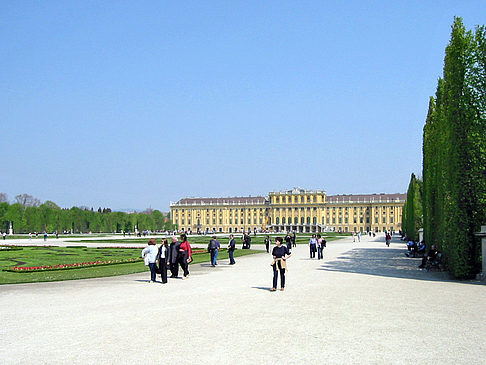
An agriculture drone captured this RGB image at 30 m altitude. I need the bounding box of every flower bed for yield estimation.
[4,258,143,273]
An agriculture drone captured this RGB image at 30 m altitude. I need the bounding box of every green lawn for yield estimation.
[67,233,345,246]
[0,246,261,285]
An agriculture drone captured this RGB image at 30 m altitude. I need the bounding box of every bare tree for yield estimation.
[15,194,41,208]
[0,193,8,203]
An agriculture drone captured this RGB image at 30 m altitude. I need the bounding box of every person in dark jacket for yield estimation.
[418,245,439,268]
[228,234,236,264]
[264,235,271,253]
[169,236,180,278]
[285,233,292,252]
[158,238,170,284]
[270,237,291,291]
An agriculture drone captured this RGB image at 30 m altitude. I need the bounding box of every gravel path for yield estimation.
[1,235,485,364]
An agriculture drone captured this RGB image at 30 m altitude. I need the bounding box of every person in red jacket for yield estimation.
[178,233,192,279]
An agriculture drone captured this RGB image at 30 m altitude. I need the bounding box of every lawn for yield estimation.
[0,245,261,285]
[67,233,346,246]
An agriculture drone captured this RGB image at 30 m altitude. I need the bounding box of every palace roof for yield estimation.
[173,196,267,206]
[326,193,406,203]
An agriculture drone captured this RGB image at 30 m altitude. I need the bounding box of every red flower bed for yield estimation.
[5,258,143,273]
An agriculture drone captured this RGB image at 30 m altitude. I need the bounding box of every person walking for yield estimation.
[178,234,192,279]
[309,234,317,259]
[169,236,180,278]
[264,235,271,253]
[385,232,391,247]
[209,235,220,267]
[228,234,236,265]
[270,237,291,292]
[158,238,170,284]
[141,238,158,283]
[285,233,292,252]
[317,234,326,260]
[291,231,296,248]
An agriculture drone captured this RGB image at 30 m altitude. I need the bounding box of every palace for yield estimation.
[170,188,406,234]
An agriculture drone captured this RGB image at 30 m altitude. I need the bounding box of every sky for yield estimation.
[1,1,485,212]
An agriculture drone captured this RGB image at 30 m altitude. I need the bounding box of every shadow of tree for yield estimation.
[319,247,484,285]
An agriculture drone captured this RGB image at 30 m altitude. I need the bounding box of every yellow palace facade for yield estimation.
[170,188,406,234]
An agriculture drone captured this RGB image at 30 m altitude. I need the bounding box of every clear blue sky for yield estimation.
[2,1,485,211]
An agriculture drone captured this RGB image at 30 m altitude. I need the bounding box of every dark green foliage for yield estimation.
[422,18,486,279]
[402,173,423,242]
[0,201,174,234]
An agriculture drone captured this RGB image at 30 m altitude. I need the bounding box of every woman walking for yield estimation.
[141,238,158,283]
[264,235,271,253]
[178,234,192,279]
[158,238,170,284]
[309,234,317,259]
[317,234,326,260]
[270,237,291,292]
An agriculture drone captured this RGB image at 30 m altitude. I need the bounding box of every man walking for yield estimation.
[208,235,220,267]
[228,234,236,265]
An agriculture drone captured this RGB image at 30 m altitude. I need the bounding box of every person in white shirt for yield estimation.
[141,238,158,283]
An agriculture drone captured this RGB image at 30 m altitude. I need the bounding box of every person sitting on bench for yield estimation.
[405,240,417,257]
[418,245,439,268]
[417,241,426,256]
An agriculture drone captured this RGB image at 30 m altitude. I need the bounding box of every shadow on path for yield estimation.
[319,247,485,285]
[251,286,272,291]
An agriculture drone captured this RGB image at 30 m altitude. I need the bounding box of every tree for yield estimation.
[15,194,40,208]
[0,193,8,203]
[421,18,486,278]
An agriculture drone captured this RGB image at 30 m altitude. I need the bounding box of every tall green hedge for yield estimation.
[402,173,423,242]
[422,18,486,279]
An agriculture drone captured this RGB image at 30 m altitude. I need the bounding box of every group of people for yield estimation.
[141,233,192,283]
[207,235,236,266]
[308,234,326,259]
[141,232,329,292]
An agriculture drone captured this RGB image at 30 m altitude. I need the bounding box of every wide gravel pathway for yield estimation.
[1,234,485,364]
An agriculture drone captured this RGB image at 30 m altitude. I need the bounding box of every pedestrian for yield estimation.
[385,232,391,247]
[285,233,292,252]
[169,236,180,278]
[309,234,317,259]
[178,234,192,279]
[291,231,296,247]
[158,238,170,284]
[228,234,236,265]
[208,235,220,267]
[43,231,47,241]
[270,237,291,292]
[264,235,270,253]
[317,234,326,260]
[352,232,356,242]
[247,234,251,249]
[141,238,158,283]
[357,231,361,242]
[29,232,32,241]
